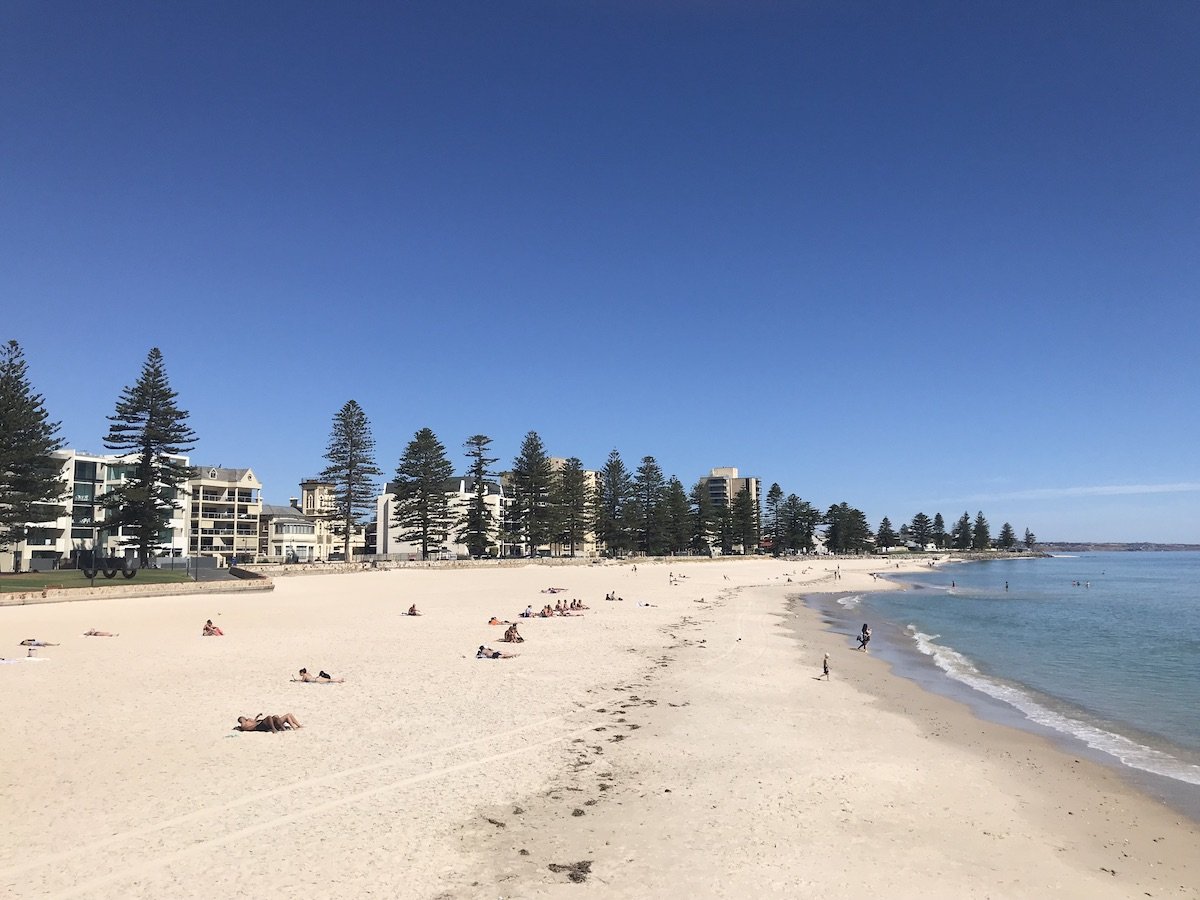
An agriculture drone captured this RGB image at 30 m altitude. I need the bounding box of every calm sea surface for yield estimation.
[806,552,1200,810]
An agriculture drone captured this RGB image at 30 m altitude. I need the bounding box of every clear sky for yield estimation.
[3,1,1198,543]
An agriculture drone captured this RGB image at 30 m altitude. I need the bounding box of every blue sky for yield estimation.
[3,1,1197,542]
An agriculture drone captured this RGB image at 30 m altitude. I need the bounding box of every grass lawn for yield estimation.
[0,569,195,593]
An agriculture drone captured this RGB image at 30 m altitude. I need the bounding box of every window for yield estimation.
[75,461,98,481]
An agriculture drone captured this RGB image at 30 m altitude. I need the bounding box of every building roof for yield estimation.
[193,466,259,483]
[260,503,314,521]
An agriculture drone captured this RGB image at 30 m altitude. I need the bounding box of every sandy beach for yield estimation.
[2,557,1196,899]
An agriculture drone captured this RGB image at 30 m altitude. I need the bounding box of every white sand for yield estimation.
[2,558,1196,899]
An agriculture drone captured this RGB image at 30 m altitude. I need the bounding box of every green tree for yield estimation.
[714,502,734,553]
[689,480,714,554]
[931,513,947,549]
[731,487,759,553]
[319,400,382,559]
[510,431,556,557]
[631,455,667,554]
[594,449,633,556]
[997,521,1017,550]
[100,348,196,566]
[971,510,991,550]
[764,483,784,555]
[662,476,691,554]
[392,427,454,560]
[876,516,897,550]
[1023,527,1037,550]
[0,341,65,570]
[552,457,592,557]
[951,511,973,550]
[909,512,933,548]
[824,502,871,554]
[778,494,820,554]
[458,434,498,558]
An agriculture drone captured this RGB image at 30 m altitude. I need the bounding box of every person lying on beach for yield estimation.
[234,713,303,732]
[19,639,59,647]
[406,604,421,616]
[202,619,224,636]
[292,667,344,683]
[636,600,656,607]
[84,630,117,637]
[476,645,517,659]
[501,624,524,643]
[541,587,567,593]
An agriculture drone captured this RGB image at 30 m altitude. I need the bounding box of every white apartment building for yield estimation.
[375,477,506,560]
[187,467,262,565]
[0,448,189,572]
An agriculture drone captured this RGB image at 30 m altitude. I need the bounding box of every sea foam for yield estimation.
[907,626,1200,786]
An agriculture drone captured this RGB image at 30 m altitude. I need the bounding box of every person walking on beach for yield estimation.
[857,624,871,652]
[820,653,830,680]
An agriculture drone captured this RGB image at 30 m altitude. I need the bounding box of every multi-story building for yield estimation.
[702,467,760,511]
[299,478,366,560]
[375,476,506,560]
[0,449,190,571]
[259,501,320,562]
[187,467,262,565]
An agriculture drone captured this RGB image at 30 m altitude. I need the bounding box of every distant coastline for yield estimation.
[1039,542,1200,552]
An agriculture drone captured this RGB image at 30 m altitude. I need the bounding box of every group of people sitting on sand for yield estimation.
[604,592,624,602]
[501,623,523,643]
[529,599,588,617]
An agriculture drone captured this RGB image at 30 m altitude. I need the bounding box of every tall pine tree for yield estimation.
[951,511,973,550]
[662,477,691,554]
[731,487,759,553]
[392,427,454,560]
[319,400,381,560]
[764,483,784,555]
[689,480,714,554]
[971,511,991,550]
[594,448,633,557]
[551,456,592,557]
[458,434,498,558]
[510,431,556,557]
[0,341,65,570]
[631,455,667,555]
[101,348,196,566]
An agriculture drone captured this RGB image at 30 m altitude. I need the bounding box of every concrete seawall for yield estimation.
[0,577,274,607]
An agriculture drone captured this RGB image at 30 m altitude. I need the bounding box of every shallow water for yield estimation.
[805,552,1200,818]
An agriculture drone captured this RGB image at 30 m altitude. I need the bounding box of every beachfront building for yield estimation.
[700,466,762,554]
[375,476,506,560]
[702,467,760,512]
[0,449,190,571]
[187,466,262,565]
[299,477,366,560]
[259,501,321,562]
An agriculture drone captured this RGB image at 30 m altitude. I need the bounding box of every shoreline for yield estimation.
[3,557,1196,898]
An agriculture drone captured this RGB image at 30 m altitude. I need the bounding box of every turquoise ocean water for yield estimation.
[807,552,1200,815]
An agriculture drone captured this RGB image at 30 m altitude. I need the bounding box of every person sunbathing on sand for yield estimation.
[202,619,223,636]
[407,604,421,616]
[501,624,524,643]
[20,639,59,647]
[477,645,517,659]
[235,713,303,732]
[84,630,117,637]
[292,667,344,683]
